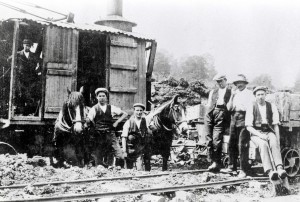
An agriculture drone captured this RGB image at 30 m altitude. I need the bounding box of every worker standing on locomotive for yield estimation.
[245,86,287,180]
[87,88,128,166]
[222,74,254,177]
[7,39,41,116]
[121,103,149,170]
[205,74,232,172]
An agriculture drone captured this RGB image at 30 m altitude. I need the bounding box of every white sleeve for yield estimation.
[87,107,96,124]
[121,120,130,137]
[245,104,254,127]
[111,105,122,116]
[206,90,213,107]
[271,103,280,125]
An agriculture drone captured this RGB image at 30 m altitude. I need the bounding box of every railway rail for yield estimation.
[2,169,297,202]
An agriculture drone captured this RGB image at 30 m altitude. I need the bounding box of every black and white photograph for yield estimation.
[0,0,299,201]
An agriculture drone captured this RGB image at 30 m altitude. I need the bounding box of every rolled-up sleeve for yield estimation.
[111,105,122,116]
[121,120,130,137]
[245,104,254,127]
[87,107,96,125]
[271,103,280,125]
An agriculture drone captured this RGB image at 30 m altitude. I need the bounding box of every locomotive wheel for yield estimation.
[282,149,300,177]
[222,155,229,168]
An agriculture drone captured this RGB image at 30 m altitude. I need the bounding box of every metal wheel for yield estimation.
[283,149,300,177]
[222,155,229,168]
[0,141,18,155]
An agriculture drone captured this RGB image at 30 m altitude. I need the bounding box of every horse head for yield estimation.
[65,87,86,134]
[148,94,187,133]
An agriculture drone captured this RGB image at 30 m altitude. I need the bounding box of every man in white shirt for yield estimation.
[245,86,287,180]
[87,88,128,166]
[121,103,149,170]
[223,74,254,177]
[205,74,232,172]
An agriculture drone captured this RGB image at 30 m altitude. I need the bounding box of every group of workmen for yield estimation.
[85,87,151,170]
[205,74,287,182]
[13,39,288,181]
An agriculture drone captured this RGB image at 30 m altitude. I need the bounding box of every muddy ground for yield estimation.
[0,154,299,202]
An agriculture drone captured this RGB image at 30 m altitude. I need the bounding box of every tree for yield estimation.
[179,54,216,82]
[293,71,300,93]
[153,50,173,81]
[250,74,274,90]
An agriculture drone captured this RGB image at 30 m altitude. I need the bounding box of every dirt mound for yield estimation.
[151,77,210,106]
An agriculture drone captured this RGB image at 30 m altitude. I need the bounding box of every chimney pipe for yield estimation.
[95,0,136,32]
[107,0,123,16]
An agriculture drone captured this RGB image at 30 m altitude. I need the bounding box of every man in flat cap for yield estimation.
[205,74,232,172]
[222,74,254,177]
[245,86,287,181]
[8,39,41,116]
[87,88,128,166]
[121,103,149,170]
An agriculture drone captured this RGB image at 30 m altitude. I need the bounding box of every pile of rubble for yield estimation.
[151,77,210,106]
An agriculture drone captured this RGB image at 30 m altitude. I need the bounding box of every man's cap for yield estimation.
[213,74,227,81]
[233,74,249,85]
[253,86,267,95]
[133,103,145,110]
[95,88,109,96]
[22,39,32,45]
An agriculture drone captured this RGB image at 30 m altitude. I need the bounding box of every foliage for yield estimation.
[293,71,300,93]
[153,50,173,81]
[178,54,217,82]
[250,74,274,90]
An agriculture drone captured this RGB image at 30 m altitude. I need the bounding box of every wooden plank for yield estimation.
[8,21,19,119]
[110,63,137,71]
[71,30,79,91]
[47,62,70,69]
[109,87,137,93]
[47,69,73,76]
[110,39,137,48]
[146,41,157,75]
[45,107,61,113]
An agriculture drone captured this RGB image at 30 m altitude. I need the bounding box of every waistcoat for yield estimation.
[207,87,231,112]
[128,117,148,138]
[253,101,273,127]
[94,104,113,130]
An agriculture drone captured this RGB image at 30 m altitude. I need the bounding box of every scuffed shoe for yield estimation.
[238,170,247,178]
[269,170,279,181]
[277,167,288,179]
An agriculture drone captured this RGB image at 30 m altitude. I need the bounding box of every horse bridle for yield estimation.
[152,106,180,131]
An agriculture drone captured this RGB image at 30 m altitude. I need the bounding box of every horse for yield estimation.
[52,88,88,167]
[144,94,187,171]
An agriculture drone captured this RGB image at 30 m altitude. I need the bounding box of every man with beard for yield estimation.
[222,74,254,177]
[87,88,128,166]
[205,74,231,172]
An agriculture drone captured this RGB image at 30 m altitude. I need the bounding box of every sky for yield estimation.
[1,0,300,88]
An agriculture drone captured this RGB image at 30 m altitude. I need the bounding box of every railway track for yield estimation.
[1,169,290,202]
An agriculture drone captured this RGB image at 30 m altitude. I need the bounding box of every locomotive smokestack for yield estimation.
[95,0,136,32]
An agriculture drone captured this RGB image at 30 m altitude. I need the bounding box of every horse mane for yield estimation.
[67,92,85,108]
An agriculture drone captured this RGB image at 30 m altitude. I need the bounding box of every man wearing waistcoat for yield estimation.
[222,74,254,177]
[122,103,149,170]
[205,74,231,172]
[87,88,128,166]
[245,86,287,180]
